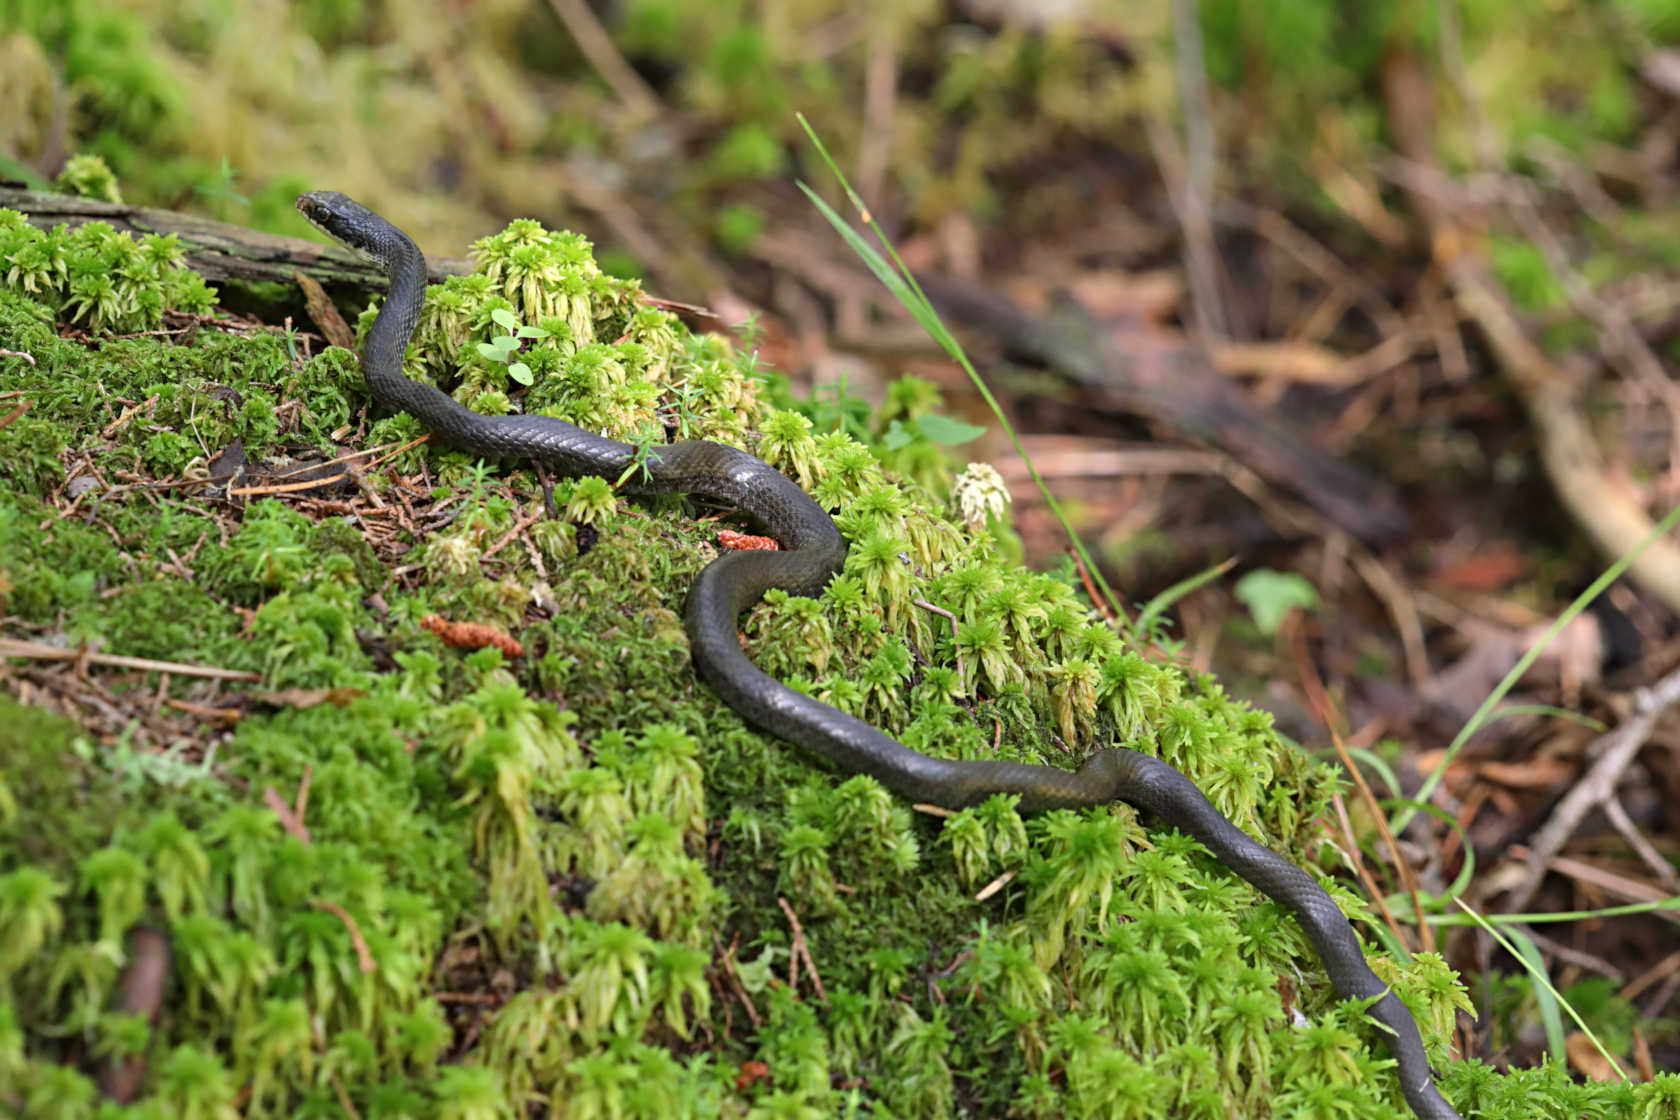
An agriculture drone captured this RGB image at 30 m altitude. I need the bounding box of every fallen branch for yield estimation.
[0,638,261,682]
[312,898,377,973]
[0,186,469,290]
[1501,661,1680,913]
[777,895,827,1002]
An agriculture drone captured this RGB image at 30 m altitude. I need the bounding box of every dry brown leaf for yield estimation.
[1566,1031,1622,1083]
[254,687,367,710]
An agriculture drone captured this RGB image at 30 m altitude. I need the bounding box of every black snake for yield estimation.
[296,190,1460,1120]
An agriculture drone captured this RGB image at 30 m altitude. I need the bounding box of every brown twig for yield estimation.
[1622,949,1680,1003]
[100,396,156,439]
[163,697,244,727]
[974,868,1016,903]
[480,510,545,561]
[913,599,964,692]
[1519,926,1622,980]
[313,898,376,973]
[544,0,662,117]
[1505,847,1679,917]
[0,638,260,682]
[1233,204,1407,340]
[1381,50,1680,614]
[434,991,503,1005]
[0,398,31,432]
[1066,547,1116,624]
[227,474,351,498]
[1502,661,1680,913]
[1602,798,1680,892]
[712,932,762,1029]
[261,439,421,483]
[328,1073,362,1120]
[777,896,827,1002]
[1161,0,1226,339]
[1349,550,1430,688]
[263,785,312,845]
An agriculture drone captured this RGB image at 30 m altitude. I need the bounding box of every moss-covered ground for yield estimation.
[4,205,1679,1120]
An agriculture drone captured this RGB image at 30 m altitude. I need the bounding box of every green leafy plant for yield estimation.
[1233,569,1320,636]
[0,867,67,980]
[55,153,122,203]
[0,208,216,333]
[476,307,551,387]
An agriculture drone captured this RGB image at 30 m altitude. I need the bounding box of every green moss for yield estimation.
[0,414,66,495]
[0,698,105,867]
[0,493,127,617]
[0,233,371,517]
[1489,235,1565,312]
[55,152,123,203]
[66,580,253,669]
[0,209,214,332]
[196,499,382,607]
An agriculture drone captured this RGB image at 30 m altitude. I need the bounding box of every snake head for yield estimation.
[295,191,383,257]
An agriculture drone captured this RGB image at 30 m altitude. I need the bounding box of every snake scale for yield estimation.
[297,190,1460,1120]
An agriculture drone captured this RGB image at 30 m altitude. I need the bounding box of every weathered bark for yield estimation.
[0,186,469,291]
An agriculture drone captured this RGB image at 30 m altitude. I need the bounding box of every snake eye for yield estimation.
[295,195,328,229]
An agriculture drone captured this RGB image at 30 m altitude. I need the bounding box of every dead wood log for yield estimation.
[0,185,469,291]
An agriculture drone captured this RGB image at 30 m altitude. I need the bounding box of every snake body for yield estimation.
[297,190,1460,1120]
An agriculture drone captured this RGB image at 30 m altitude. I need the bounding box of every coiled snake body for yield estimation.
[297,190,1459,1120]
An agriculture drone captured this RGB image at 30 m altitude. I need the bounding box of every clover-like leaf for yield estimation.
[916,413,986,445]
[1233,568,1319,636]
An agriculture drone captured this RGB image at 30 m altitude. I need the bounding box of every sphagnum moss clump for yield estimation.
[4,202,1669,1119]
[0,208,215,333]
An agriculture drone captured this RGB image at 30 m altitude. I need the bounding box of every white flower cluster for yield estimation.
[950,462,1011,532]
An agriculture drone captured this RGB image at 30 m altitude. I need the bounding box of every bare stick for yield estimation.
[544,0,661,117]
[1503,663,1680,913]
[777,896,827,1002]
[914,599,964,693]
[1162,0,1226,339]
[313,899,376,973]
[0,638,260,682]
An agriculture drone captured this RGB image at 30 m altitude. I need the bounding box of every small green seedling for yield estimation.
[476,308,550,386]
[1234,568,1319,636]
[881,413,986,452]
